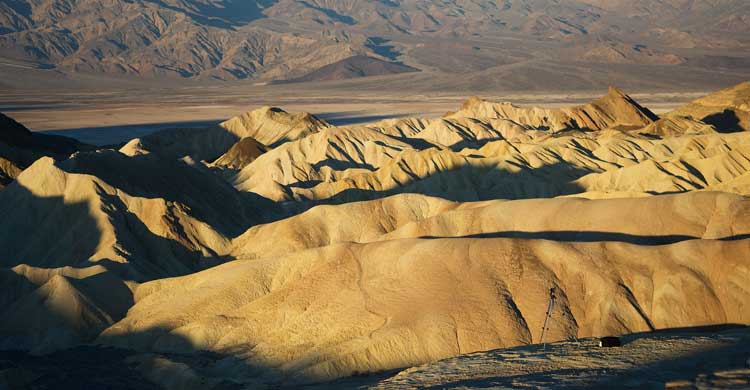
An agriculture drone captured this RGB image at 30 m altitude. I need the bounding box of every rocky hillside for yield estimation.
[0,0,749,82]
[0,83,749,387]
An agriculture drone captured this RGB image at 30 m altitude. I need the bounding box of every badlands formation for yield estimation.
[1,82,750,388]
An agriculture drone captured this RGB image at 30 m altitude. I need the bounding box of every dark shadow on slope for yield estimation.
[133,124,248,161]
[0,184,101,271]
[312,159,376,172]
[0,268,38,309]
[422,231,695,246]
[365,37,401,60]
[67,271,135,319]
[0,148,279,358]
[317,111,415,126]
[93,186,225,281]
[192,0,278,26]
[421,231,750,245]
[42,119,222,146]
[58,151,273,238]
[0,269,136,353]
[0,223,137,352]
[0,324,318,388]
[297,1,356,25]
[141,0,277,29]
[702,109,745,133]
[319,112,411,126]
[315,162,591,205]
[264,162,594,222]
[0,112,92,187]
[287,180,324,189]
[0,174,240,358]
[0,347,162,390]
[1,112,87,156]
[0,165,257,284]
[645,189,688,196]
[0,329,276,388]
[0,0,31,25]
[390,136,438,150]
[449,137,506,152]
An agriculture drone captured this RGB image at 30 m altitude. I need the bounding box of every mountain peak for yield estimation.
[460,96,487,110]
[219,106,331,147]
[594,86,659,125]
[447,88,656,130]
[0,112,34,146]
[607,86,628,98]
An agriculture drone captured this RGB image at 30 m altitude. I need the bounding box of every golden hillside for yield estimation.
[1,82,749,388]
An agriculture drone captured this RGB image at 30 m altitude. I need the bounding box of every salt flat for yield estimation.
[2,84,704,145]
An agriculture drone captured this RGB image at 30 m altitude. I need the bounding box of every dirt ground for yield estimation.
[357,325,750,390]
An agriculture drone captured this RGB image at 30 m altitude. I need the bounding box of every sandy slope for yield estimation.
[0,83,749,388]
[231,88,750,203]
[98,190,750,385]
[228,191,750,261]
[100,234,750,385]
[0,151,269,352]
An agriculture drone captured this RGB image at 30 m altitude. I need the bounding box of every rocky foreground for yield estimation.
[0,82,749,388]
[367,325,750,390]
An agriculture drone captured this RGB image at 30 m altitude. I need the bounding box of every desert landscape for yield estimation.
[2,1,750,389]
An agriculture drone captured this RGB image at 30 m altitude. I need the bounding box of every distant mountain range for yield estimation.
[0,0,749,83]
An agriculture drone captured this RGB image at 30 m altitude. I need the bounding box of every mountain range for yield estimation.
[1,0,749,84]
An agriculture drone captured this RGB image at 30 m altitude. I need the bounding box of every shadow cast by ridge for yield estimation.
[702,109,746,133]
[421,231,699,246]
[58,151,273,238]
[0,184,100,271]
[141,0,277,29]
[313,161,592,205]
[318,112,416,126]
[42,119,223,146]
[421,231,750,245]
